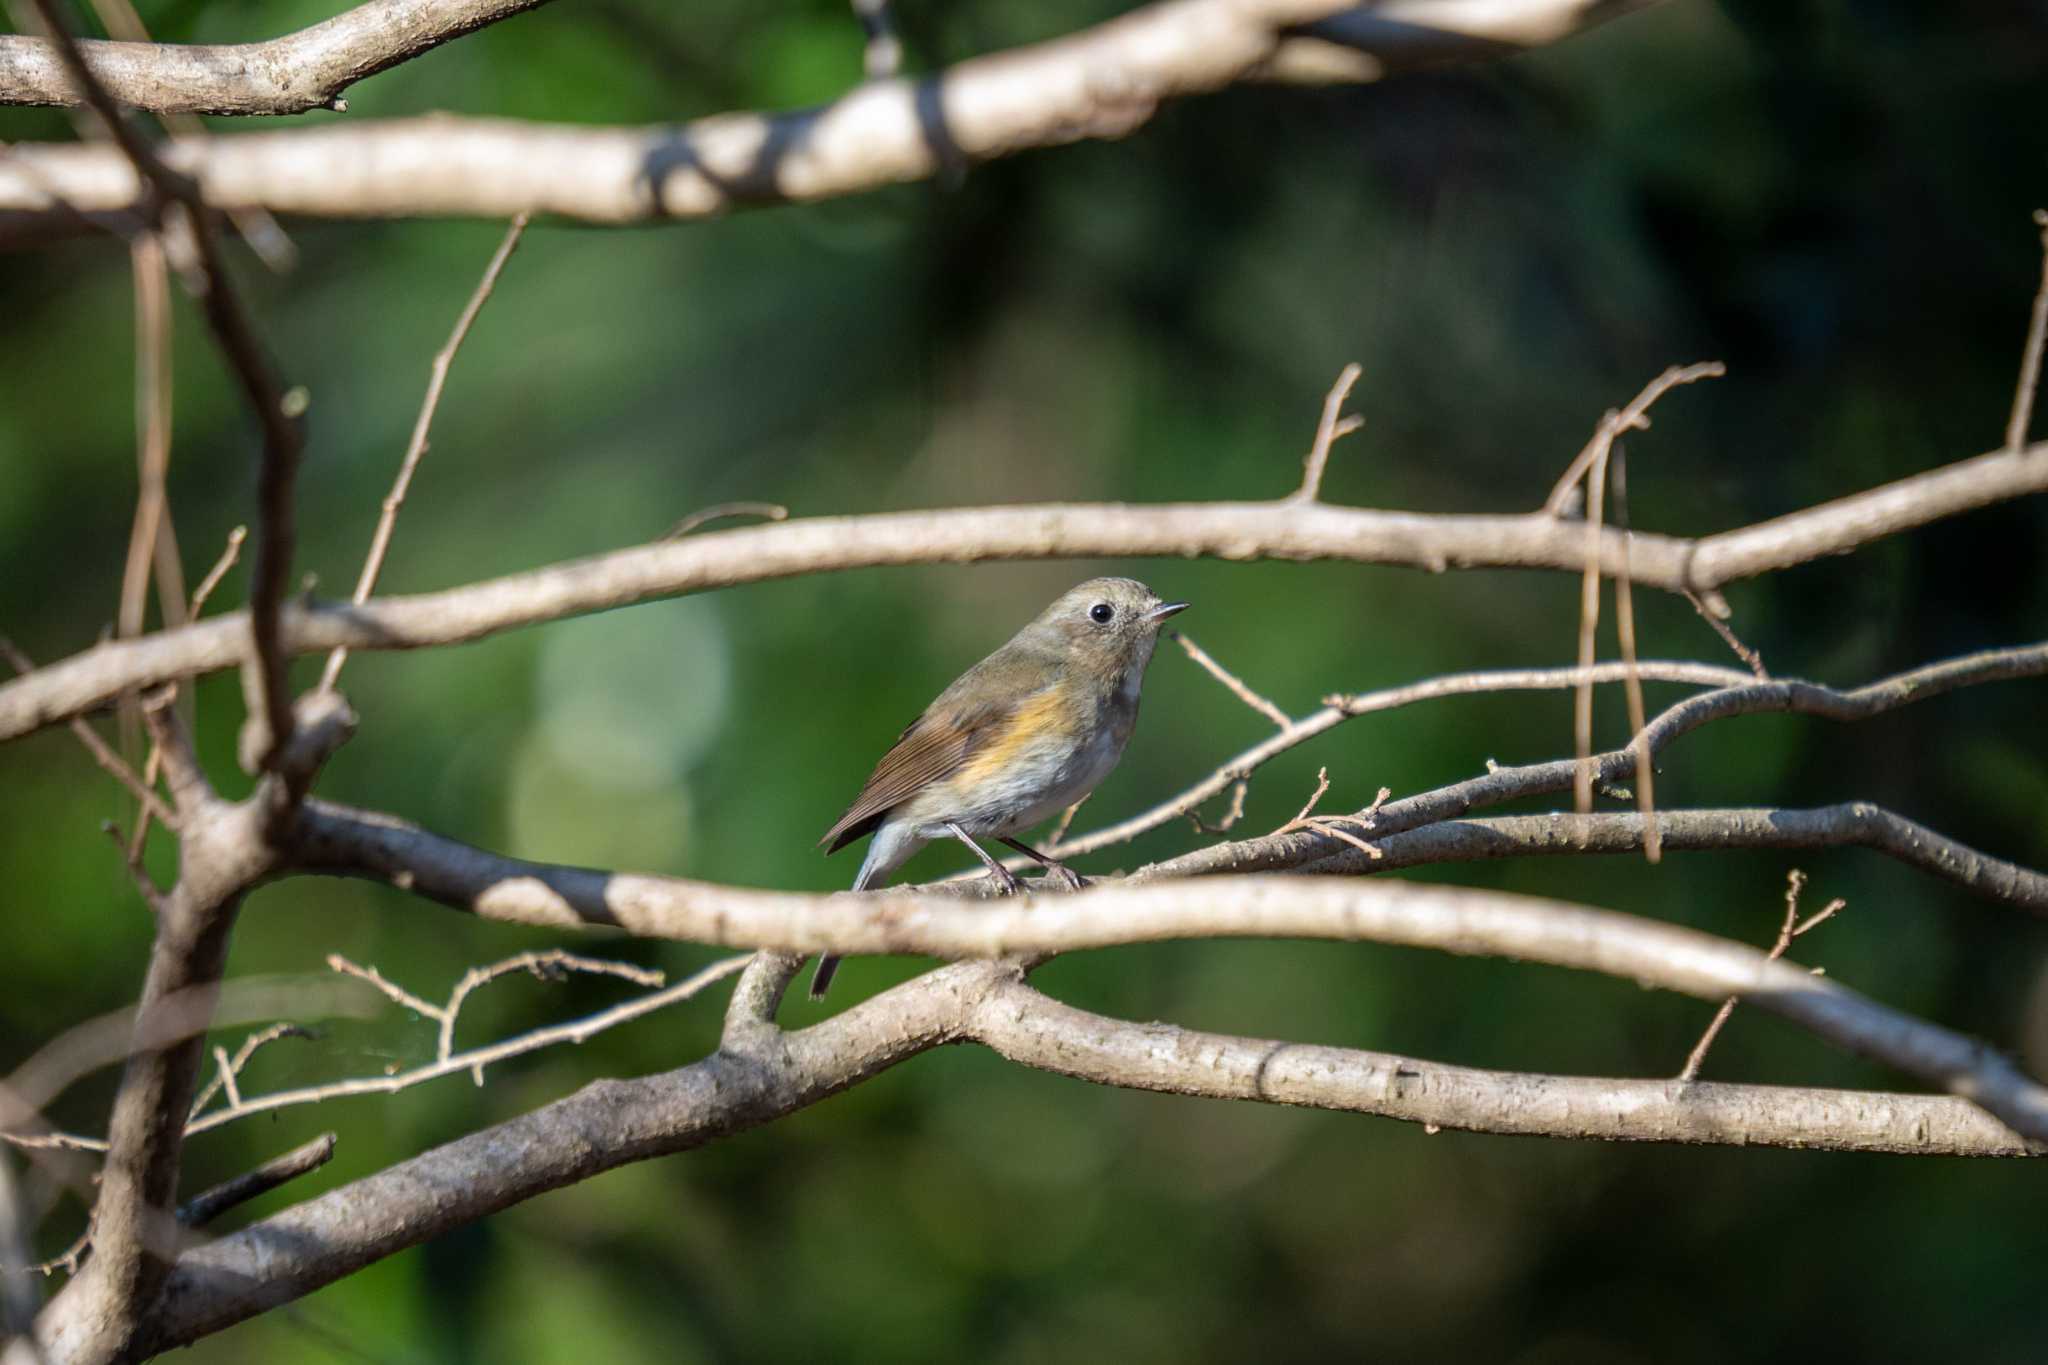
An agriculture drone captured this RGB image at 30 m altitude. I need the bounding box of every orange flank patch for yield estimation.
[955,687,1074,785]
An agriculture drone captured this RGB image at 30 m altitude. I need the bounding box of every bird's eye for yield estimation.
[1089,603,1114,624]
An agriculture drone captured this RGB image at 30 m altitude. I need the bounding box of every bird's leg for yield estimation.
[998,836,1089,891]
[946,822,1021,895]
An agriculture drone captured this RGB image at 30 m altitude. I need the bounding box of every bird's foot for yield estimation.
[983,864,1022,896]
[1039,862,1089,892]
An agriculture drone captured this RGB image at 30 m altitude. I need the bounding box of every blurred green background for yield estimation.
[5,0,2048,1359]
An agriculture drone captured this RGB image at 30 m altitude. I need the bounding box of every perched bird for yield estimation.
[813,577,1188,997]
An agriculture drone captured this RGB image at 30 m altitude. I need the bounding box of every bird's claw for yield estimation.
[1041,864,1089,892]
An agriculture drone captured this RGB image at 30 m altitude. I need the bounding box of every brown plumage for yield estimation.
[811,578,1186,999]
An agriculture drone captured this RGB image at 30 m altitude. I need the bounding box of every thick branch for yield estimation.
[0,0,555,115]
[4,454,2045,744]
[53,954,2037,1359]
[0,0,1653,209]
[279,800,2048,1141]
[970,977,2035,1157]
[99,959,982,1361]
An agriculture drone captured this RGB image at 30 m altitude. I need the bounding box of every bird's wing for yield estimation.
[819,693,1018,854]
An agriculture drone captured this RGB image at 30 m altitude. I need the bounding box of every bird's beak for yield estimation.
[1146,600,1189,622]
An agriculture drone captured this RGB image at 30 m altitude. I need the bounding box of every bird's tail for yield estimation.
[811,830,904,999]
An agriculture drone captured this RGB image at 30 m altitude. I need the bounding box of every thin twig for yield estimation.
[1550,365,1724,820]
[433,949,664,1076]
[187,1023,316,1122]
[665,501,790,540]
[1681,870,1844,1081]
[7,1227,89,1280]
[983,660,1756,872]
[1270,767,1387,858]
[319,212,529,694]
[116,230,184,659]
[1041,796,1088,851]
[128,526,246,863]
[2006,210,2048,453]
[184,956,750,1136]
[1572,434,1609,820]
[0,635,176,830]
[14,1134,338,1282]
[1188,779,1248,836]
[176,1134,335,1228]
[322,957,441,1022]
[27,0,306,767]
[1683,588,1767,679]
[186,527,248,619]
[1610,449,1659,862]
[1291,362,1363,501]
[1541,362,1725,515]
[1171,631,1292,728]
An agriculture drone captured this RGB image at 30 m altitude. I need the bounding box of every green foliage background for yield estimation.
[4,0,2048,1359]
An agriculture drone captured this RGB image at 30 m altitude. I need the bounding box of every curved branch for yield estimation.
[64,955,2038,1358]
[279,797,2048,1141]
[3,454,2044,745]
[96,958,981,1361]
[0,0,1654,195]
[1361,807,2048,913]
[1043,659,1757,862]
[1141,641,2048,881]
[0,0,555,115]
[969,977,2037,1157]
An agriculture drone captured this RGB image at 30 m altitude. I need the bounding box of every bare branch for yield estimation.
[1610,449,1659,861]
[175,1134,334,1229]
[318,212,530,693]
[83,952,2038,1358]
[181,955,750,1136]
[0,0,1655,205]
[115,232,182,656]
[1681,870,1844,1082]
[0,0,557,115]
[2007,210,2048,453]
[24,0,304,779]
[0,636,174,830]
[1343,806,2048,913]
[1269,767,1386,859]
[1187,780,1248,836]
[80,0,294,268]
[1041,660,1753,866]
[435,949,663,1072]
[1147,641,2048,882]
[1684,586,1767,679]
[11,1135,337,1289]
[186,1024,315,1122]
[1541,361,1725,515]
[12,431,2045,747]
[970,974,2031,1157]
[128,526,244,865]
[281,794,2048,1142]
[1571,414,1610,817]
[109,958,982,1359]
[1170,631,1292,728]
[1291,361,1363,501]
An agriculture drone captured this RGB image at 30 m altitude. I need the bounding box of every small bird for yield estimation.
[813,577,1188,998]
